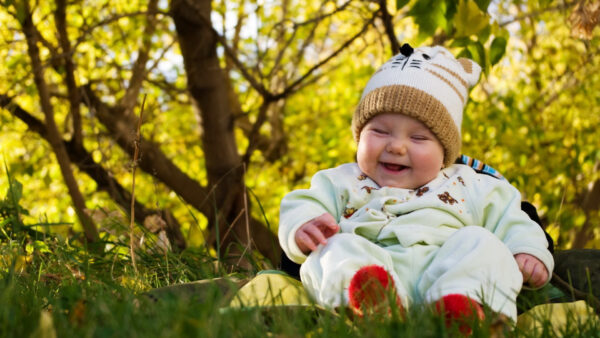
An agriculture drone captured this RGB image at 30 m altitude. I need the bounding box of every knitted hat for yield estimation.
[352,44,481,167]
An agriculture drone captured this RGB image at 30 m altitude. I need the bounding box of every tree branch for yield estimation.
[80,85,213,218]
[20,1,99,244]
[120,0,160,112]
[55,0,83,147]
[499,1,577,27]
[377,0,400,55]
[0,94,186,250]
[72,10,170,50]
[213,27,271,97]
[272,14,376,101]
[288,0,352,28]
[242,102,270,165]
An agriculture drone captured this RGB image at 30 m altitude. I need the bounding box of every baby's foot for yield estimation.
[435,294,484,335]
[348,265,403,317]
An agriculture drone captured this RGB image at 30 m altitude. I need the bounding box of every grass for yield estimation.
[1,175,600,337]
[1,238,229,337]
[2,236,600,338]
[0,237,349,337]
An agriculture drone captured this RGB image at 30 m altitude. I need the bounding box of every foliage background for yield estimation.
[0,0,600,336]
[0,0,599,265]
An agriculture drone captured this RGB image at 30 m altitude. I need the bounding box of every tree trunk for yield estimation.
[82,85,280,263]
[170,0,280,266]
[572,163,600,248]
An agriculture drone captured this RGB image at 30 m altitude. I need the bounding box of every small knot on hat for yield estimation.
[400,43,414,57]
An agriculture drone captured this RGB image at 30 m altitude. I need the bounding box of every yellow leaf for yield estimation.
[517,301,598,336]
[229,273,311,307]
[14,255,31,274]
[454,0,490,37]
[33,310,57,338]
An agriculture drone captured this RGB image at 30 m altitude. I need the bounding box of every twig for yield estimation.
[271,14,376,101]
[130,94,147,274]
[551,271,600,315]
[236,163,252,267]
[498,1,577,27]
[219,208,246,249]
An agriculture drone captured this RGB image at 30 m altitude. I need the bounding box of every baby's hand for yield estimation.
[295,213,340,254]
[514,253,549,288]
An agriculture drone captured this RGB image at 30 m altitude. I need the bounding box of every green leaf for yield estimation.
[444,0,458,24]
[457,47,472,59]
[538,0,555,7]
[15,1,26,24]
[450,37,475,47]
[489,36,507,65]
[1,0,15,9]
[396,0,410,10]
[6,177,23,205]
[32,240,51,253]
[474,0,492,12]
[477,24,492,42]
[466,40,487,73]
[453,0,490,38]
[408,0,448,36]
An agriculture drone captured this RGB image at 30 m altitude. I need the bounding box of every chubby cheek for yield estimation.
[356,140,377,174]
[414,149,444,174]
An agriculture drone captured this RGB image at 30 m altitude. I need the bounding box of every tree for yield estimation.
[462,0,600,249]
[18,0,100,245]
[1,0,598,269]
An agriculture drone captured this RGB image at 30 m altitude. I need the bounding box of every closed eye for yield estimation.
[372,128,389,135]
[411,135,430,141]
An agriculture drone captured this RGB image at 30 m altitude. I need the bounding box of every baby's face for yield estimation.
[356,114,444,189]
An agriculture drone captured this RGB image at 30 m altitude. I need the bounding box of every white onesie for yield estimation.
[279,163,554,320]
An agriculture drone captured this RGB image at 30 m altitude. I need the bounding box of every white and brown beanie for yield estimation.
[353,44,482,167]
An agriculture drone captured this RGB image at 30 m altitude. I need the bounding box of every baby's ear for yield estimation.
[457,58,482,86]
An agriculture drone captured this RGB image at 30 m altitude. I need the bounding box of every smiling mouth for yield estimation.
[382,163,408,172]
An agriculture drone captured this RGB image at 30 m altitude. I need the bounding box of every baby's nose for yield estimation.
[386,137,407,154]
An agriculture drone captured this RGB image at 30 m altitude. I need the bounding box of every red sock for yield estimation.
[435,294,484,335]
[348,265,402,316]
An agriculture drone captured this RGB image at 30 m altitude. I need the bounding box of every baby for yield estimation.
[278,44,553,324]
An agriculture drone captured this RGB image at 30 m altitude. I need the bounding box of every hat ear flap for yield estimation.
[457,58,482,86]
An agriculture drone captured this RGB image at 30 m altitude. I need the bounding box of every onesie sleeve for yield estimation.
[278,167,346,264]
[467,173,555,286]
